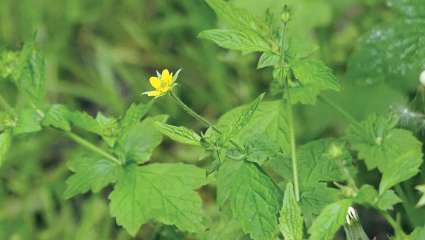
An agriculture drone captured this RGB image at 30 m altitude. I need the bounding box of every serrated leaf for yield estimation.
[42,104,71,131]
[205,0,266,31]
[299,183,338,226]
[289,59,340,105]
[217,160,281,240]
[224,93,265,141]
[64,152,122,198]
[348,0,425,90]
[279,183,303,240]
[274,139,353,188]
[0,131,11,167]
[96,112,119,147]
[257,52,279,69]
[116,115,168,163]
[308,199,352,240]
[13,108,42,135]
[120,101,152,133]
[354,185,401,211]
[376,190,401,210]
[69,111,102,134]
[347,114,423,193]
[155,122,201,146]
[109,163,206,236]
[12,38,45,104]
[354,185,378,205]
[212,101,290,164]
[199,29,271,53]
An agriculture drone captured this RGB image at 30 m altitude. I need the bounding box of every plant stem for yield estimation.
[278,18,300,202]
[283,78,300,202]
[65,132,122,165]
[170,90,244,152]
[381,211,406,237]
[319,95,360,128]
[0,93,13,112]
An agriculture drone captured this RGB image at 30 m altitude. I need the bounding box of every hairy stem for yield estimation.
[278,19,300,202]
[170,90,244,152]
[284,78,300,202]
[66,132,121,165]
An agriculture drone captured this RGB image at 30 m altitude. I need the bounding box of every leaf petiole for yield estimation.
[170,90,244,152]
[65,132,122,165]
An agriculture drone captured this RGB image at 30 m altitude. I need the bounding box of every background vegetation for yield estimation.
[0,0,424,239]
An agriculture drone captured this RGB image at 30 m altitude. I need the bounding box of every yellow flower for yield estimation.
[144,69,175,97]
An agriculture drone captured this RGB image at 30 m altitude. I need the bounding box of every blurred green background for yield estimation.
[0,0,418,239]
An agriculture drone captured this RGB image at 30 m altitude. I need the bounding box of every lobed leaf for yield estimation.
[109,163,206,236]
[217,160,282,240]
[64,152,122,198]
[115,115,168,163]
[347,114,423,193]
[308,199,352,240]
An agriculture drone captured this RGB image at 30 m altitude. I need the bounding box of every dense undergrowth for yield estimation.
[1,0,425,239]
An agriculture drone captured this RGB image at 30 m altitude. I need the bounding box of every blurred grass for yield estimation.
[0,0,416,239]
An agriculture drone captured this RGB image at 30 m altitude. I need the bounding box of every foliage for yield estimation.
[1,0,425,239]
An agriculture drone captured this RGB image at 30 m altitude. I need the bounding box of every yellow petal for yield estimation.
[149,77,161,89]
[162,69,173,86]
[146,91,161,97]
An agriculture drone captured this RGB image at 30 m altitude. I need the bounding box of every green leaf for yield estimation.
[0,112,16,131]
[348,0,425,90]
[12,38,45,104]
[387,0,425,18]
[376,190,402,211]
[410,225,425,240]
[308,199,352,240]
[274,139,353,188]
[42,104,71,131]
[347,114,423,193]
[13,108,43,135]
[109,163,206,236]
[120,102,152,133]
[155,122,201,146]
[0,51,18,79]
[69,111,102,134]
[224,93,265,141]
[289,59,340,105]
[0,131,11,167]
[217,160,282,240]
[299,183,338,226]
[257,52,279,69]
[64,152,122,198]
[116,115,168,163]
[199,29,271,53]
[279,183,303,240]
[95,112,119,147]
[212,101,290,164]
[205,0,266,31]
[354,185,401,211]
